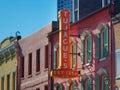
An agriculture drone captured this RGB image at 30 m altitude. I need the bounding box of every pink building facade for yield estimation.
[17,22,58,90]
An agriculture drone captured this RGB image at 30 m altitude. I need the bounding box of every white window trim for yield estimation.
[116,49,120,78]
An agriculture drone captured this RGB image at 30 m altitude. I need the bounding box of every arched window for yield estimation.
[96,23,109,59]
[53,43,59,69]
[81,74,93,90]
[96,68,109,90]
[70,39,77,68]
[81,31,92,65]
[66,79,78,90]
[54,83,64,90]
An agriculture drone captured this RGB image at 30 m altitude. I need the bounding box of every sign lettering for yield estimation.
[59,9,70,69]
[51,9,79,78]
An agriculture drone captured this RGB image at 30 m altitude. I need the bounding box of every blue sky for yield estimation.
[0,0,57,42]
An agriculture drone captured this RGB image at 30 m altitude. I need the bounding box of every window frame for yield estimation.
[7,74,10,90]
[45,45,49,69]
[102,0,110,7]
[96,23,109,60]
[21,56,24,78]
[1,76,4,90]
[81,74,92,90]
[53,43,59,70]
[36,49,40,72]
[28,53,32,76]
[96,68,109,90]
[13,71,16,90]
[71,40,77,68]
[81,31,92,65]
[44,85,48,90]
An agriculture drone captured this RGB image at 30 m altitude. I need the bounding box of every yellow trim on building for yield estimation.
[0,37,18,90]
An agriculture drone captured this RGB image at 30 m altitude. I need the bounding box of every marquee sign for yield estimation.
[51,69,79,78]
[58,9,71,69]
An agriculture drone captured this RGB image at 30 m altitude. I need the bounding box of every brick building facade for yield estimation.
[112,2,120,89]
[49,6,115,90]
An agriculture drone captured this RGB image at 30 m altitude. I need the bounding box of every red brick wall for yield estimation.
[49,8,115,90]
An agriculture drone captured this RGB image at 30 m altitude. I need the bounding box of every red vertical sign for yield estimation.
[50,9,79,78]
[59,9,71,69]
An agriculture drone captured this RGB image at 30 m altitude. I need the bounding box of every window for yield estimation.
[81,75,92,90]
[96,68,109,90]
[96,75,109,90]
[96,23,109,59]
[74,11,79,22]
[71,41,77,68]
[45,85,48,90]
[74,0,79,9]
[81,31,92,65]
[87,36,92,62]
[36,88,40,90]
[36,49,40,72]
[84,79,92,90]
[69,81,78,90]
[7,74,10,90]
[45,45,48,69]
[96,76,100,90]
[53,43,59,69]
[1,76,4,90]
[73,0,79,22]
[13,72,16,90]
[54,83,63,90]
[116,50,120,77]
[21,56,24,78]
[28,53,32,75]
[102,0,110,7]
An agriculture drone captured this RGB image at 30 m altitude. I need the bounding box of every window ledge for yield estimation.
[21,77,24,80]
[44,68,48,72]
[83,63,90,67]
[36,71,41,75]
[27,75,32,78]
[116,76,120,80]
[99,57,106,61]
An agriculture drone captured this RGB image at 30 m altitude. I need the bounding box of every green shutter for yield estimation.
[54,51,57,69]
[104,75,109,90]
[66,86,69,90]
[88,79,92,90]
[81,40,84,64]
[72,84,77,90]
[96,76,100,90]
[103,29,108,57]
[87,36,92,63]
[81,80,84,90]
[96,33,100,59]
[59,84,63,90]
[72,42,77,68]
[86,79,89,90]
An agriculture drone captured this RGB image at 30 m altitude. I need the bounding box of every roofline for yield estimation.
[48,5,112,37]
[71,5,111,26]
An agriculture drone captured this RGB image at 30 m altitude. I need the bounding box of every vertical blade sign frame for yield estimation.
[58,9,71,69]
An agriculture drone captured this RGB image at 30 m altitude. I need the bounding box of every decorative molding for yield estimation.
[0,43,16,64]
[97,67,108,76]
